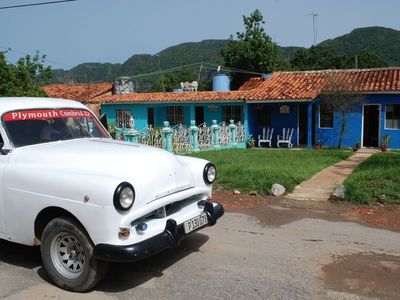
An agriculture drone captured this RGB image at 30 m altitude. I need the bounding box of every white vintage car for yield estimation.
[0,97,224,292]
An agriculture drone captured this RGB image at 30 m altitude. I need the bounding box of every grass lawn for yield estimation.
[188,148,351,195]
[344,152,400,205]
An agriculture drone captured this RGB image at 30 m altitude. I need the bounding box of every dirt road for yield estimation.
[0,202,399,299]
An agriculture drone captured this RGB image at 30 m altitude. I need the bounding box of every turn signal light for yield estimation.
[118,227,130,238]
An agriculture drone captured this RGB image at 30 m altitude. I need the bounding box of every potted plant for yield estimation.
[107,123,117,139]
[353,141,361,152]
[246,135,255,149]
[314,139,321,150]
[381,134,390,152]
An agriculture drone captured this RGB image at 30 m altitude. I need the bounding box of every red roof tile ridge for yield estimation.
[273,67,400,75]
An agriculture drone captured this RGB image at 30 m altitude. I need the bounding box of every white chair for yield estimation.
[258,128,274,147]
[277,128,294,148]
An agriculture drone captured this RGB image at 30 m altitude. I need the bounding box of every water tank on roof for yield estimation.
[212,74,230,91]
[262,73,273,79]
[113,77,134,95]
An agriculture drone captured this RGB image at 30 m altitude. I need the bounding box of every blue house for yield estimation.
[243,68,400,149]
[45,67,400,150]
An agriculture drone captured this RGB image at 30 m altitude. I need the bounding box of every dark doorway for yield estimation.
[195,106,204,125]
[363,105,380,147]
[147,108,154,126]
[298,104,308,145]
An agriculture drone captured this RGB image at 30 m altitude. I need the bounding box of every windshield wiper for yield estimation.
[75,121,93,138]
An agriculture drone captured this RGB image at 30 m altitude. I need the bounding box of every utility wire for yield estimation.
[0,0,77,10]
[201,66,264,76]
[120,62,204,79]
[1,46,264,82]
[1,44,264,78]
[201,62,265,75]
[0,46,74,68]
[123,62,265,80]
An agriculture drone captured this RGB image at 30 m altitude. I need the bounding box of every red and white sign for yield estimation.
[2,109,94,122]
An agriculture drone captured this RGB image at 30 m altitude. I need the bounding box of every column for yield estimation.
[307,102,313,150]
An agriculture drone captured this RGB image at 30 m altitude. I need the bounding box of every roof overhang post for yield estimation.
[307,101,313,150]
[243,103,249,139]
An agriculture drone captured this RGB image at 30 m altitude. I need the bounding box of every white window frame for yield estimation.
[319,104,334,129]
[384,104,400,130]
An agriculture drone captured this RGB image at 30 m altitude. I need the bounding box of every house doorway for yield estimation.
[195,106,204,125]
[298,104,308,145]
[363,105,380,147]
[147,108,154,126]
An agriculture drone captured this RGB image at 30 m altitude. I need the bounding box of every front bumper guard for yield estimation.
[93,201,224,263]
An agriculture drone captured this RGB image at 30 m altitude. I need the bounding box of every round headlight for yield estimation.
[114,182,135,211]
[203,163,217,184]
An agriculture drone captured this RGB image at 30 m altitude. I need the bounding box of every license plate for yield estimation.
[183,213,208,234]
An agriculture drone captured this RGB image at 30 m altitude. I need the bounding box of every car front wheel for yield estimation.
[41,217,108,292]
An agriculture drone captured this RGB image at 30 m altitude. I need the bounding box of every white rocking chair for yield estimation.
[258,128,274,147]
[277,128,294,148]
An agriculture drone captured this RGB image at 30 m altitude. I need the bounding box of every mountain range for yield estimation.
[50,26,400,89]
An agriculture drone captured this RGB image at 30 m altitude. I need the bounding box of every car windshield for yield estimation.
[2,108,110,147]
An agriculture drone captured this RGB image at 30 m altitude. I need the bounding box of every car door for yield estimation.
[0,131,9,233]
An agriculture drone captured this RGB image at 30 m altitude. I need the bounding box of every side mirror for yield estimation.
[0,136,9,155]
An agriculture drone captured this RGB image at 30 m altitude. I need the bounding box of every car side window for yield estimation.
[0,133,3,149]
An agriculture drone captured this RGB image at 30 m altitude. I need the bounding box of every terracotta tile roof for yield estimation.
[43,83,112,102]
[246,68,400,101]
[321,68,400,93]
[238,77,264,91]
[88,90,248,104]
[245,72,324,101]
[43,68,400,105]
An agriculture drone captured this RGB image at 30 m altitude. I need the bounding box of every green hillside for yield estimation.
[49,27,400,88]
[319,26,400,66]
[156,39,227,69]
[51,62,121,84]
[50,40,229,90]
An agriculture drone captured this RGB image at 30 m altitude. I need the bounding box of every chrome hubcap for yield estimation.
[50,233,86,279]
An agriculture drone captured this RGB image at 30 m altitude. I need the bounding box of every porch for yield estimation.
[100,102,249,153]
[247,102,316,149]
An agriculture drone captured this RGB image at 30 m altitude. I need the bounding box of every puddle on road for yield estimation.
[237,204,348,227]
[322,252,400,299]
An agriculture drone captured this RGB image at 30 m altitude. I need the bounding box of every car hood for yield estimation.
[10,138,195,193]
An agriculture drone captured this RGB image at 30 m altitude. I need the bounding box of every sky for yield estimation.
[1,0,399,69]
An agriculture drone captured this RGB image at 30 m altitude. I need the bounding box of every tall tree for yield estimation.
[221,9,286,90]
[290,45,348,70]
[353,52,389,69]
[0,51,51,97]
[290,45,389,71]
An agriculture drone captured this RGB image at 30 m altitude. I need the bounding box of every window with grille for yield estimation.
[319,104,333,128]
[116,110,131,128]
[386,104,400,129]
[222,106,243,123]
[166,106,184,125]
